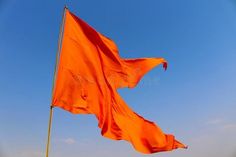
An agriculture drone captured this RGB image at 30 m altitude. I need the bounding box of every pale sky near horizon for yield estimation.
[0,0,236,157]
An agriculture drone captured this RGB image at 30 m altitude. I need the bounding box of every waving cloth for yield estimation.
[52,9,186,154]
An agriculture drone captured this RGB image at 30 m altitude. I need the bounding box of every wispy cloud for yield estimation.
[206,118,236,132]
[223,124,236,131]
[206,118,223,125]
[61,138,76,145]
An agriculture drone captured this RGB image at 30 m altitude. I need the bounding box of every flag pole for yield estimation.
[45,6,67,157]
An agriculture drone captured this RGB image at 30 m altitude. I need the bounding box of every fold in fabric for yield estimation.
[52,9,186,154]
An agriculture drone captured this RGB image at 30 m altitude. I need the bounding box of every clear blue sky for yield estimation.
[0,0,236,157]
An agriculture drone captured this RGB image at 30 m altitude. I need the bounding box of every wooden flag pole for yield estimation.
[45,106,54,157]
[45,6,67,157]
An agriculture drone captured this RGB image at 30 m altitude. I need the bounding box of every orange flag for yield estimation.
[52,8,186,154]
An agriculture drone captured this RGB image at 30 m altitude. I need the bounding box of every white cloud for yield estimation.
[63,138,76,145]
[206,118,236,132]
[223,124,236,131]
[206,118,223,125]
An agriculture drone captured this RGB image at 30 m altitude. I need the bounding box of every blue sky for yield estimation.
[0,0,236,157]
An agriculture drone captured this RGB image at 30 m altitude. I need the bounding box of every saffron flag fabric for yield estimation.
[52,8,186,154]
